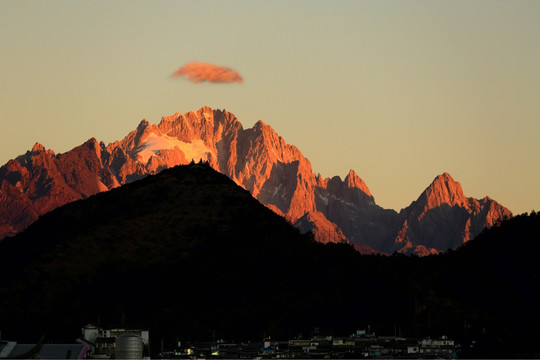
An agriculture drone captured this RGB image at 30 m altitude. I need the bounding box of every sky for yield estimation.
[1,0,539,215]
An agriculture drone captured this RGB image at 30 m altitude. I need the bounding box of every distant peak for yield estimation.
[428,172,462,193]
[254,120,268,128]
[193,106,214,119]
[434,172,455,183]
[159,112,183,124]
[344,169,372,197]
[31,142,45,152]
[315,173,328,188]
[422,172,467,208]
[252,120,278,137]
[84,137,100,150]
[137,119,150,129]
[84,137,98,145]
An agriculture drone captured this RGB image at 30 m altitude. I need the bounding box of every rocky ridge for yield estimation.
[0,107,512,254]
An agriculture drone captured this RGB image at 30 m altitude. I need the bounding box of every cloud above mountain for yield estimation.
[172,61,243,84]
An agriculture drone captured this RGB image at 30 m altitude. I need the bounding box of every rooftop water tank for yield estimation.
[115,333,143,359]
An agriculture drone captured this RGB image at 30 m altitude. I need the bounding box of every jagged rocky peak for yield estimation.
[157,111,185,129]
[131,120,159,146]
[315,173,328,188]
[158,107,219,145]
[251,120,286,144]
[31,142,46,152]
[163,107,242,132]
[254,119,268,128]
[251,120,279,142]
[22,142,55,163]
[83,137,100,149]
[83,138,102,161]
[199,105,214,115]
[324,170,374,205]
[181,106,215,125]
[421,172,468,209]
[344,169,372,196]
[137,118,150,129]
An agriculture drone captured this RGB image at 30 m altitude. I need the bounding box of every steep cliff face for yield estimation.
[228,119,317,221]
[0,107,512,255]
[312,170,402,251]
[293,211,348,244]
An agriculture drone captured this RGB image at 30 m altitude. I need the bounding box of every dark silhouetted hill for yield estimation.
[0,163,537,357]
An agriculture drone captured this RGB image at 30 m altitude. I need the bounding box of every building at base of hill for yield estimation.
[79,323,149,359]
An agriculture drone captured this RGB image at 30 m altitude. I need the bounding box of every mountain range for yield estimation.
[0,106,512,254]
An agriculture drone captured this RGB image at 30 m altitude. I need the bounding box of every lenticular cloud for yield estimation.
[172,61,243,84]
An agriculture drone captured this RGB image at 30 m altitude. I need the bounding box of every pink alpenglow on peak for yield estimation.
[345,169,372,197]
[421,172,468,210]
[393,171,512,253]
[0,107,512,256]
[172,61,243,84]
[31,142,46,152]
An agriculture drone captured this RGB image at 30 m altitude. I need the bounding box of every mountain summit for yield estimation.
[345,169,372,197]
[420,172,468,209]
[394,173,512,255]
[0,107,511,253]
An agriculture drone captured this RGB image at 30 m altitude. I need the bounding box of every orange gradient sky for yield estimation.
[1,0,539,214]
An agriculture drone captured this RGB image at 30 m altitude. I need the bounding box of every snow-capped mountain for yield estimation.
[0,107,511,254]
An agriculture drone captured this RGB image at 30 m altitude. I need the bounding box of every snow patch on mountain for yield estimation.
[136,133,214,164]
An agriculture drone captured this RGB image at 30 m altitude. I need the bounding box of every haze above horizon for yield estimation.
[1,0,538,214]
